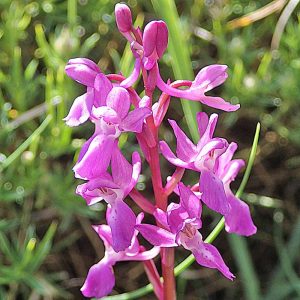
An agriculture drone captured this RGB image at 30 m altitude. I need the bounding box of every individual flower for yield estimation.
[81,213,160,298]
[160,112,228,176]
[73,86,151,179]
[136,183,234,280]
[77,146,142,252]
[64,58,113,126]
[200,142,257,236]
[155,64,240,112]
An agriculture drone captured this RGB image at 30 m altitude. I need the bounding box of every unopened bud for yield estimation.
[65,58,101,87]
[143,21,168,59]
[115,3,133,33]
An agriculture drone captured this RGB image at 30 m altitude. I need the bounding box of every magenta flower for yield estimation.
[81,213,160,298]
[64,58,113,127]
[136,183,234,280]
[73,86,151,179]
[115,3,133,34]
[155,64,239,112]
[200,142,257,236]
[142,21,168,71]
[77,147,142,252]
[160,112,228,175]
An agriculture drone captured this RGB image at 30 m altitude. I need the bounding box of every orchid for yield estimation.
[72,86,151,180]
[64,58,112,127]
[64,3,257,299]
[81,213,160,298]
[136,183,234,280]
[160,112,228,173]
[77,146,142,252]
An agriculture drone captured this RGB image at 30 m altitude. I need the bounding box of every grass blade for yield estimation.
[0,115,52,170]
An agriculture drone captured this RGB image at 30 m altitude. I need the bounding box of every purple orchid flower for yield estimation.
[77,146,142,252]
[155,64,240,112]
[64,58,113,127]
[160,112,228,175]
[73,86,151,179]
[81,213,160,298]
[136,183,235,280]
[200,142,257,236]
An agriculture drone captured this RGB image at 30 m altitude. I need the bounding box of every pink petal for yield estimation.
[65,58,100,87]
[120,59,141,88]
[125,151,141,195]
[196,112,218,146]
[135,224,177,247]
[199,170,230,215]
[76,176,119,206]
[188,236,235,280]
[93,224,113,249]
[111,147,132,189]
[192,65,228,92]
[120,107,152,133]
[221,159,245,185]
[94,73,113,107]
[169,120,198,161]
[225,191,257,236]
[63,89,94,127]
[125,246,161,261]
[108,201,136,252]
[115,3,133,33]
[167,203,188,234]
[178,183,202,220]
[106,87,130,120]
[73,135,116,180]
[217,142,238,171]
[199,96,240,112]
[159,141,195,169]
[91,106,120,124]
[153,208,169,229]
[81,261,115,298]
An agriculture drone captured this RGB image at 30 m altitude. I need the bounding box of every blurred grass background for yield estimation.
[0,0,300,299]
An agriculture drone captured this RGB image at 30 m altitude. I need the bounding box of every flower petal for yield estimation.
[159,141,194,169]
[192,65,228,92]
[178,183,202,220]
[81,261,115,298]
[120,107,152,133]
[199,170,230,215]
[108,201,136,252]
[135,224,177,247]
[63,89,94,127]
[120,59,141,88]
[65,58,100,87]
[106,87,130,120]
[94,73,113,107]
[125,151,141,195]
[224,191,257,236]
[125,246,161,261]
[169,120,197,161]
[73,135,116,180]
[111,147,132,189]
[199,96,240,112]
[153,208,169,229]
[187,234,235,280]
[93,224,113,249]
[196,112,218,146]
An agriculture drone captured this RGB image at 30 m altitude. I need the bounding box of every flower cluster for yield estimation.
[64,3,256,299]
